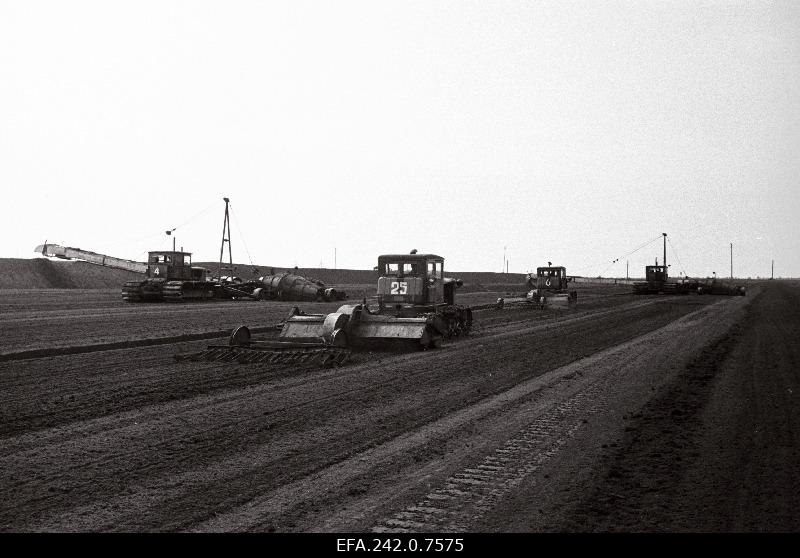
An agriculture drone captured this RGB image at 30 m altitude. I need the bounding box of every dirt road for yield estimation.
[1,283,796,532]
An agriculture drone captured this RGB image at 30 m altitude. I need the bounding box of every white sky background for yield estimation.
[2,0,798,278]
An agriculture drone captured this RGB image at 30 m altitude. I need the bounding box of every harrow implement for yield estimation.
[175,326,351,366]
[176,344,351,366]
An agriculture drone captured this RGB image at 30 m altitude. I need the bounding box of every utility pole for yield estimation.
[503,246,507,274]
[626,260,629,281]
[662,233,667,279]
[730,242,733,279]
[218,197,233,280]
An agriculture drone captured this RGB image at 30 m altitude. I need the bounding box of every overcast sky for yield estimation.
[2,0,798,277]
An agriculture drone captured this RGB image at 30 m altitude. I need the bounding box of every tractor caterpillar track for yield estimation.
[162,280,219,301]
[121,280,164,302]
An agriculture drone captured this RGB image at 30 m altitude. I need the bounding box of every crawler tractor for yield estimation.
[372,252,473,338]
[122,197,259,302]
[496,265,577,309]
[631,233,688,295]
[631,265,688,295]
[180,252,473,364]
[525,266,577,307]
[122,251,257,302]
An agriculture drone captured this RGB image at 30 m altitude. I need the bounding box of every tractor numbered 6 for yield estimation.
[496,265,577,309]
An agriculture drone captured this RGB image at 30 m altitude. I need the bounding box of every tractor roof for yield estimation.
[148,250,192,256]
[378,254,443,262]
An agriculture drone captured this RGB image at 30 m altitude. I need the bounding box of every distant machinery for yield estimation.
[496,263,577,309]
[632,233,688,295]
[36,198,347,303]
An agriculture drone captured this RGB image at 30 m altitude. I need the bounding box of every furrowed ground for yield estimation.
[1,281,797,532]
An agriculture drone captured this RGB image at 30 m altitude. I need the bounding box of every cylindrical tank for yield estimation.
[258,273,324,301]
[281,273,324,300]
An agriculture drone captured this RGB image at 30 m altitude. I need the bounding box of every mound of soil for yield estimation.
[0,259,143,289]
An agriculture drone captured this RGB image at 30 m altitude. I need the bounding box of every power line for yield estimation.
[666,237,687,276]
[229,203,255,267]
[98,199,221,257]
[574,234,662,276]
[617,234,663,262]
[171,199,220,232]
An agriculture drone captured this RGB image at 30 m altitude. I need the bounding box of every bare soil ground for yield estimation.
[0,281,797,532]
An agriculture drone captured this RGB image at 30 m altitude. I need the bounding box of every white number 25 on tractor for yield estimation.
[390,281,408,295]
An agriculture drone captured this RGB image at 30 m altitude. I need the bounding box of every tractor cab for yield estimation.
[645,265,668,286]
[146,251,196,281]
[535,266,569,292]
[377,253,453,314]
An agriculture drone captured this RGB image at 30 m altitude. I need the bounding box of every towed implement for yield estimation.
[176,320,353,366]
[631,233,688,295]
[697,277,746,296]
[180,252,473,363]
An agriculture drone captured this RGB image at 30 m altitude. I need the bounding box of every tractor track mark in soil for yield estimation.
[373,388,601,533]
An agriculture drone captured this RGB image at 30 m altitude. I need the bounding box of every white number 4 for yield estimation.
[390,281,408,295]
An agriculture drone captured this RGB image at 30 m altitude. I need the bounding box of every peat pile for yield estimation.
[0,258,143,289]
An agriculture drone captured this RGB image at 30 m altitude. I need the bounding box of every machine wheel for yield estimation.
[229,326,251,347]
